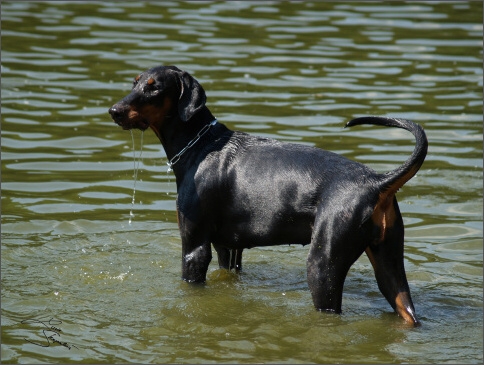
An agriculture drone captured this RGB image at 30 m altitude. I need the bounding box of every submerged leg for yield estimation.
[307,246,365,313]
[366,197,419,325]
[215,246,243,272]
[306,212,366,313]
[365,236,420,326]
[181,241,212,283]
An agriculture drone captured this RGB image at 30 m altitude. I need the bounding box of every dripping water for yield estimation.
[129,130,144,225]
[229,249,241,272]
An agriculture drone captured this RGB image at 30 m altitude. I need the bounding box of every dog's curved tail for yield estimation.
[346,116,428,196]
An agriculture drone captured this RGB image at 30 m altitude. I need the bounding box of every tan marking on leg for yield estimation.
[372,193,396,243]
[373,164,421,242]
[395,291,420,326]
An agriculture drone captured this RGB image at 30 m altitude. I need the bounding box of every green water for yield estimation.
[1,1,482,363]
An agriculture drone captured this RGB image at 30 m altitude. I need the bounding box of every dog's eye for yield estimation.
[143,78,160,95]
[143,85,159,95]
[133,74,141,87]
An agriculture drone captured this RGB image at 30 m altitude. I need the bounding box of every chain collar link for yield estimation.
[167,119,218,172]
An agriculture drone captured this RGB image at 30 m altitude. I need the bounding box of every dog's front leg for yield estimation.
[181,241,212,283]
[177,202,212,282]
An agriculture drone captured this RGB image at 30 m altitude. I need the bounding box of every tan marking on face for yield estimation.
[128,109,139,120]
[137,97,173,142]
[147,77,155,85]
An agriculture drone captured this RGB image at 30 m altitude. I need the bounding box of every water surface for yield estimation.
[1,1,482,363]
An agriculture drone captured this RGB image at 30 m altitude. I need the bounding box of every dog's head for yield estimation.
[109,66,207,131]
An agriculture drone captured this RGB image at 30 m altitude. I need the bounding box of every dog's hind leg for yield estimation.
[306,210,367,314]
[365,204,420,326]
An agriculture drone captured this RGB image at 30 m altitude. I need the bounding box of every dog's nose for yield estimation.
[109,105,127,122]
[108,105,119,118]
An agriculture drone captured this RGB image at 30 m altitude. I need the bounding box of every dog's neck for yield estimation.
[166,118,218,172]
[156,106,219,174]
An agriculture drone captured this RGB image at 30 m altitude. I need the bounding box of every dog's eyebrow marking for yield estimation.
[133,75,141,87]
[147,77,155,85]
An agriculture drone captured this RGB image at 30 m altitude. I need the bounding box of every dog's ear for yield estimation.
[177,71,207,122]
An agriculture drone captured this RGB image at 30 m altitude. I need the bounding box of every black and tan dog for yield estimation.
[109,66,427,326]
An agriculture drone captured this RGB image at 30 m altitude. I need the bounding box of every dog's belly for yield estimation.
[213,215,312,249]
[212,207,315,248]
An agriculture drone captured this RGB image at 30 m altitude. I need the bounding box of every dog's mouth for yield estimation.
[109,105,150,131]
[114,117,150,131]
